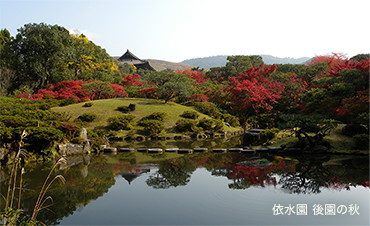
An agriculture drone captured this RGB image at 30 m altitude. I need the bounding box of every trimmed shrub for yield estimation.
[259,128,280,143]
[198,119,214,131]
[140,120,165,136]
[353,134,369,150]
[213,119,224,132]
[24,127,64,152]
[181,110,199,119]
[138,112,167,126]
[198,119,224,132]
[0,115,29,128]
[107,115,135,130]
[82,102,93,107]
[55,122,81,140]
[222,113,240,127]
[194,102,212,114]
[149,112,167,121]
[194,102,222,119]
[175,119,198,132]
[125,86,141,97]
[77,113,97,122]
[87,129,105,148]
[59,98,77,106]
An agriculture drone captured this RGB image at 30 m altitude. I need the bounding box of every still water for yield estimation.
[1,149,369,225]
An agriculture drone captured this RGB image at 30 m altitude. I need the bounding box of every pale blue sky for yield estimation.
[1,0,369,62]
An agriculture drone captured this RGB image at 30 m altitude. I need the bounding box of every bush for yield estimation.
[70,137,85,145]
[138,87,157,98]
[87,129,105,148]
[0,126,15,143]
[259,128,280,143]
[222,113,240,127]
[24,127,64,152]
[198,119,214,131]
[138,112,167,126]
[213,119,224,132]
[181,110,199,119]
[55,122,81,140]
[82,102,93,107]
[194,102,222,119]
[0,115,29,128]
[107,115,135,130]
[175,119,198,132]
[77,113,97,122]
[198,118,224,132]
[353,134,369,150]
[194,102,212,115]
[140,120,164,136]
[59,98,77,106]
[149,112,167,121]
[125,86,140,97]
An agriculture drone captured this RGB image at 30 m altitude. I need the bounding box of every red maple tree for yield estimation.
[176,69,209,84]
[225,64,284,128]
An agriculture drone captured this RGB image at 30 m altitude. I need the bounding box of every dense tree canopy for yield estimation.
[142,71,193,103]
[4,23,72,90]
[1,23,118,93]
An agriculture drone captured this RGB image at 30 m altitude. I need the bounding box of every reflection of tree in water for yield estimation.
[278,157,330,194]
[201,154,369,193]
[278,156,370,194]
[146,157,196,189]
[226,158,292,189]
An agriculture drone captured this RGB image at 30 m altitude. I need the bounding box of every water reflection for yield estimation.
[146,158,197,189]
[1,152,369,225]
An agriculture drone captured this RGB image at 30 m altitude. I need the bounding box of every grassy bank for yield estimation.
[52,98,241,137]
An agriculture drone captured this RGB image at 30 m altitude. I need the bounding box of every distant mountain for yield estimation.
[181,55,311,69]
[181,55,228,69]
[261,55,311,65]
[146,59,192,71]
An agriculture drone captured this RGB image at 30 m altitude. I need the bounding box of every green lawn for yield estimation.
[52,98,241,136]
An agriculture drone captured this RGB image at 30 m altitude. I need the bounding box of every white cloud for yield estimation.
[69,28,99,41]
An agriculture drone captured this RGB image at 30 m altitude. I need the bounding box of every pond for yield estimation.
[1,142,369,225]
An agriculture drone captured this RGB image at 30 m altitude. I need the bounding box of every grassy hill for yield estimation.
[52,98,241,137]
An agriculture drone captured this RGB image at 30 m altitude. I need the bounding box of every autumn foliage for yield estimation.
[188,93,208,103]
[122,74,144,87]
[30,80,127,102]
[138,87,158,98]
[176,69,209,84]
[226,64,284,113]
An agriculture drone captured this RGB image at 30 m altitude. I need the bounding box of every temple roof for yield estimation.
[118,49,142,62]
[118,49,156,71]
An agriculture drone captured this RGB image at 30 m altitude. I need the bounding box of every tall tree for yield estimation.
[226,55,264,74]
[142,71,193,103]
[66,34,118,80]
[7,23,72,90]
[0,28,11,53]
[226,64,284,129]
